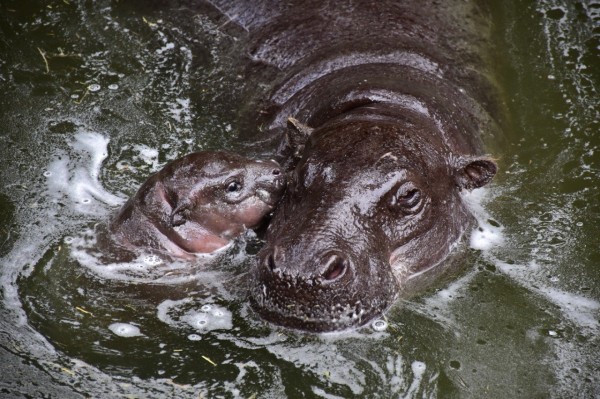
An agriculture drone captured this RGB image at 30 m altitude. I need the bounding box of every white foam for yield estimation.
[462,188,504,251]
[311,387,346,399]
[402,361,426,399]
[132,144,160,171]
[45,132,125,216]
[495,259,600,333]
[108,323,144,337]
[69,227,220,283]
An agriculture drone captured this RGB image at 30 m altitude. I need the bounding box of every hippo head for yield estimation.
[251,113,496,331]
[149,152,285,254]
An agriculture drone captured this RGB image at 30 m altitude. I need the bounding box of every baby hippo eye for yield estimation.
[226,181,242,192]
[389,182,423,213]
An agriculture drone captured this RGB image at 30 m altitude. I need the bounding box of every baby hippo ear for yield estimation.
[454,156,498,190]
[170,201,190,226]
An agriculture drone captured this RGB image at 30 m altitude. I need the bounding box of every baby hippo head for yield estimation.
[165,152,284,233]
[111,151,285,257]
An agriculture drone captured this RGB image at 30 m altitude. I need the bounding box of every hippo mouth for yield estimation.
[255,188,279,207]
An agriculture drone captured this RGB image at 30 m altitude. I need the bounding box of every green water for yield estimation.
[0,0,598,398]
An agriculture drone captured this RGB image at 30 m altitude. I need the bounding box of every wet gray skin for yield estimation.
[110,151,285,260]
[200,0,500,331]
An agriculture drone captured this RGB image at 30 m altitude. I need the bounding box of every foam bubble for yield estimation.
[183,304,232,331]
[108,323,144,337]
[157,298,233,332]
[188,334,202,341]
[143,255,163,266]
[371,319,388,332]
[88,84,101,92]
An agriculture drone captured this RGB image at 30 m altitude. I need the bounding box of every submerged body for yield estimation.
[110,151,284,260]
[204,0,501,331]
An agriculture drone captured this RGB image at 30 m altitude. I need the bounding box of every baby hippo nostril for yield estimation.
[321,254,348,281]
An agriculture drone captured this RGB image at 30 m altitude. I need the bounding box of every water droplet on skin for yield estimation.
[88,84,101,92]
[371,319,388,331]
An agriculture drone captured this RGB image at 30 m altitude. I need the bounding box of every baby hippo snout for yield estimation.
[253,161,286,206]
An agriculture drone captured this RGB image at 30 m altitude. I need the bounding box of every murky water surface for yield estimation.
[0,1,598,398]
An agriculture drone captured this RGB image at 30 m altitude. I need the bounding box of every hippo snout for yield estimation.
[251,244,397,331]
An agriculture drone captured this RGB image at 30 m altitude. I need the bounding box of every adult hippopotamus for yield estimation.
[110,151,285,260]
[200,0,501,331]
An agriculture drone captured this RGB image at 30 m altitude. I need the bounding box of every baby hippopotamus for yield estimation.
[109,151,285,260]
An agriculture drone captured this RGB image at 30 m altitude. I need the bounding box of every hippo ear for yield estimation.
[453,156,497,190]
[285,117,313,157]
[275,117,314,171]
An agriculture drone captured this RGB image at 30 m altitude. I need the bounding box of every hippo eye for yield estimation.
[389,183,423,213]
[226,181,242,192]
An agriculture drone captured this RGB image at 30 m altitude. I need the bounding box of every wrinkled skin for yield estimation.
[110,151,285,260]
[201,0,501,331]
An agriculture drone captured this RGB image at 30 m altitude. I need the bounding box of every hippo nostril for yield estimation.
[321,254,348,281]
